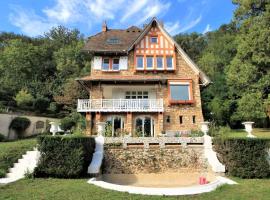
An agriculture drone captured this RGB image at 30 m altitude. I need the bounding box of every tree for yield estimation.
[14,89,34,108]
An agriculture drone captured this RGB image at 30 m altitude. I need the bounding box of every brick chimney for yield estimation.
[102,21,108,32]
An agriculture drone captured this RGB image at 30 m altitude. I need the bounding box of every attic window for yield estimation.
[106,38,120,44]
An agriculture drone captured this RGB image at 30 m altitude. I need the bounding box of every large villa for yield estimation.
[77,18,210,137]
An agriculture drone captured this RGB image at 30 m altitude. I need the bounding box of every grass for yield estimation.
[0,178,269,200]
[0,138,37,178]
[226,128,270,138]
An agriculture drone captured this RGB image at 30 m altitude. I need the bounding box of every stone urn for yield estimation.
[201,122,210,135]
[49,121,62,136]
[242,122,256,138]
[96,122,106,136]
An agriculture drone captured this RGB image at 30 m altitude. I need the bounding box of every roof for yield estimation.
[81,18,211,86]
[82,26,142,54]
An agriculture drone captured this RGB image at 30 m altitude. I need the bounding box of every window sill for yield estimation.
[136,69,175,72]
[101,70,120,73]
[169,100,194,105]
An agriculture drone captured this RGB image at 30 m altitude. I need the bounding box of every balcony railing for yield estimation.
[77,99,164,112]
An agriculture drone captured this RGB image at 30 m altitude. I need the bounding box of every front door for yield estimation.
[135,116,154,137]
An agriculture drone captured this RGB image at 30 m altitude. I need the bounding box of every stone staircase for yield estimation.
[0,148,40,184]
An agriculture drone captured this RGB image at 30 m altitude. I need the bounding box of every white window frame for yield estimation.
[156,56,164,70]
[169,81,191,101]
[166,56,174,70]
[102,58,110,71]
[146,56,154,70]
[112,58,120,71]
[150,36,158,44]
[136,56,144,70]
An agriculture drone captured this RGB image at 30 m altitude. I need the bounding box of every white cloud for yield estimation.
[165,21,180,35]
[9,5,56,37]
[202,24,211,34]
[178,15,202,32]
[121,0,149,22]
[43,0,82,23]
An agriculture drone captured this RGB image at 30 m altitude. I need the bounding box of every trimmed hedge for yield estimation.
[214,138,270,178]
[35,135,95,178]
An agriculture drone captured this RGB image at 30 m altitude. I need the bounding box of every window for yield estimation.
[166,116,170,123]
[102,58,110,70]
[192,116,196,124]
[136,56,144,69]
[112,58,119,70]
[168,80,193,103]
[166,56,173,69]
[106,38,120,44]
[146,56,153,69]
[156,56,163,69]
[125,91,148,99]
[150,36,158,43]
[179,116,183,124]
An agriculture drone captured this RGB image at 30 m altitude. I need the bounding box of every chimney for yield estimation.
[102,21,108,32]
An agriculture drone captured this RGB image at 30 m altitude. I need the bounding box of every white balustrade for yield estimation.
[77,99,164,112]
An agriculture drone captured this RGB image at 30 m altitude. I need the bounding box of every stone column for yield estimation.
[157,112,164,137]
[96,112,101,123]
[126,112,132,136]
[85,112,91,135]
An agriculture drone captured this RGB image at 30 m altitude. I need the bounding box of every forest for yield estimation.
[0,0,269,128]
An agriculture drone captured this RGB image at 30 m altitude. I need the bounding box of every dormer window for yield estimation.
[106,38,120,44]
[101,57,120,71]
[150,36,158,43]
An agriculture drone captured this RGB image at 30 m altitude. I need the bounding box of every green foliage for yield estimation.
[190,130,204,137]
[33,96,50,113]
[0,138,36,178]
[34,135,95,178]
[104,123,112,137]
[9,117,31,138]
[214,138,270,178]
[14,89,34,108]
[0,133,5,142]
[60,112,82,132]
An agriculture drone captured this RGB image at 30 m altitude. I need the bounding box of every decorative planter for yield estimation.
[49,121,63,136]
[96,122,106,136]
[201,122,210,135]
[242,122,256,138]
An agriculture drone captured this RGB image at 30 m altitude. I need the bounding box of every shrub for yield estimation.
[0,133,5,142]
[33,96,50,113]
[214,138,270,178]
[60,112,81,132]
[14,89,34,107]
[34,135,95,178]
[9,117,31,138]
[190,130,204,137]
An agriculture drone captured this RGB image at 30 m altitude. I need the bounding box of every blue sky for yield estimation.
[0,0,236,37]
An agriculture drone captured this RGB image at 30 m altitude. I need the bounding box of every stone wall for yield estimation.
[102,146,207,174]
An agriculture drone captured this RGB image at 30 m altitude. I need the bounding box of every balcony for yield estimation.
[77,99,164,112]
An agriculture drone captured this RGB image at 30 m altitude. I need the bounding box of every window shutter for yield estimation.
[92,56,102,70]
[119,56,128,70]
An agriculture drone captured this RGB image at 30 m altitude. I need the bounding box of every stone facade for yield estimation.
[102,146,207,174]
[87,49,204,136]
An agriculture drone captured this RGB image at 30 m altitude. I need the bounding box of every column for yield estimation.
[85,112,92,135]
[157,112,164,136]
[126,112,132,136]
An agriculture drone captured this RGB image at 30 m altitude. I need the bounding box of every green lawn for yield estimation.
[226,128,270,138]
[0,178,269,200]
[0,138,37,177]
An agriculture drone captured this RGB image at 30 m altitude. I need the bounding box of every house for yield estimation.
[76,18,210,137]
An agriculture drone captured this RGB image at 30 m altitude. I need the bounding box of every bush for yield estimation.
[214,138,270,178]
[60,112,81,132]
[14,89,34,107]
[0,133,5,142]
[33,96,50,113]
[34,135,95,178]
[9,117,31,138]
[190,130,204,137]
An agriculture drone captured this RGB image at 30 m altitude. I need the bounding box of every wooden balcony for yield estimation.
[77,99,164,112]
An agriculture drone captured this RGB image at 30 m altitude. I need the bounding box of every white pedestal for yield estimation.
[201,122,210,135]
[96,122,106,136]
[242,122,256,138]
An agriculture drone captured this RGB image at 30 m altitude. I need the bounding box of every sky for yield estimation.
[0,0,236,37]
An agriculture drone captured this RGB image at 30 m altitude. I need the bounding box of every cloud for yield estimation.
[121,0,149,22]
[202,24,211,34]
[178,15,202,32]
[9,5,56,37]
[165,21,180,35]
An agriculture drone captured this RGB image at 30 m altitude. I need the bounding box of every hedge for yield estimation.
[35,135,95,178]
[214,138,270,178]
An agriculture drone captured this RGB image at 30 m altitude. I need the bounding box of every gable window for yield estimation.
[112,58,119,70]
[150,36,158,43]
[102,58,110,70]
[168,80,193,104]
[156,56,163,69]
[166,56,173,70]
[146,56,153,69]
[136,56,144,69]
